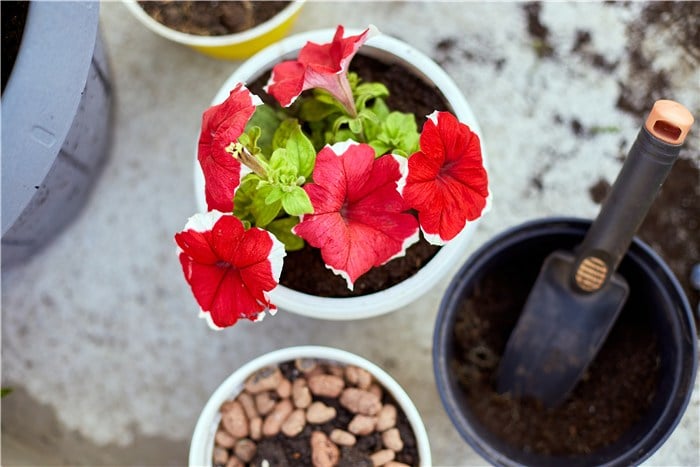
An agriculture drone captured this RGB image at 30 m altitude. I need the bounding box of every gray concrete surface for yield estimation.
[2,2,698,466]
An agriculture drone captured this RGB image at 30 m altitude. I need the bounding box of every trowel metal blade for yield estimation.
[496,251,629,407]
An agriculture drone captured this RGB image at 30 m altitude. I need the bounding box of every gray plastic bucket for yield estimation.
[1,1,112,267]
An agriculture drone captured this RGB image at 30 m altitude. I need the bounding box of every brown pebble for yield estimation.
[213,446,229,465]
[277,378,292,398]
[249,416,262,441]
[295,358,318,373]
[237,392,258,420]
[262,399,294,437]
[306,401,337,424]
[340,388,382,415]
[214,429,236,448]
[255,391,276,415]
[382,427,404,452]
[244,366,283,394]
[370,449,395,466]
[220,400,249,438]
[368,383,383,400]
[345,365,373,389]
[292,378,312,409]
[330,428,356,446]
[234,438,257,463]
[281,408,306,437]
[376,404,397,431]
[348,414,377,436]
[225,456,244,467]
[311,431,340,467]
[326,364,345,378]
[308,374,345,398]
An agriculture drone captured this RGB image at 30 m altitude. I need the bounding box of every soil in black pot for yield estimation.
[247,54,452,297]
[138,1,290,36]
[451,242,661,455]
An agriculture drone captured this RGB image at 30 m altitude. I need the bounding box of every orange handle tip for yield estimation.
[645,100,694,145]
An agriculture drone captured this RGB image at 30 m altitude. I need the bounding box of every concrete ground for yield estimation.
[2,2,698,466]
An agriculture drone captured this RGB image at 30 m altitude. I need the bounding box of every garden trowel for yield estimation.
[497,100,694,407]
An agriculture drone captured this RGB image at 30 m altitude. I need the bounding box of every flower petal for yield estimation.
[402,112,489,245]
[198,83,260,212]
[174,212,285,329]
[264,60,306,107]
[294,142,418,289]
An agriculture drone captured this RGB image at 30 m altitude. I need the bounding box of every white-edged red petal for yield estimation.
[198,84,261,212]
[293,142,418,289]
[175,211,285,329]
[402,111,488,245]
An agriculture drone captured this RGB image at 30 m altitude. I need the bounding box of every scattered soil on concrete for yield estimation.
[138,1,290,36]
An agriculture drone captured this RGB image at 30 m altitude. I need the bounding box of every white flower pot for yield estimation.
[194,28,490,320]
[189,345,431,466]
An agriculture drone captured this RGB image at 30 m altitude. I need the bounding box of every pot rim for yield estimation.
[432,216,697,467]
[189,345,432,466]
[193,28,491,320]
[122,0,305,47]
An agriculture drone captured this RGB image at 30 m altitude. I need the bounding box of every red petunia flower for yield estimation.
[402,111,489,245]
[264,25,378,115]
[175,211,286,329]
[198,83,262,213]
[293,141,419,289]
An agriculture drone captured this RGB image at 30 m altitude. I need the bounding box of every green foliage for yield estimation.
[233,73,422,250]
[293,72,420,156]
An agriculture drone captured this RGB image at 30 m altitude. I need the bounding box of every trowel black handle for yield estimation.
[572,100,694,293]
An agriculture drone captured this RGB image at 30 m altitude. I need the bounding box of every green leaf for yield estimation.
[281,186,313,216]
[1,388,12,398]
[354,82,389,111]
[246,105,282,156]
[233,175,259,224]
[251,183,282,227]
[284,124,317,180]
[267,217,305,251]
[299,98,341,122]
[348,118,363,135]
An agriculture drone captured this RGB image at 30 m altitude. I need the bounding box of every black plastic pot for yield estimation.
[433,218,697,466]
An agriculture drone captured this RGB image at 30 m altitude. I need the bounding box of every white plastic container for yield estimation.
[189,345,431,466]
[194,29,491,320]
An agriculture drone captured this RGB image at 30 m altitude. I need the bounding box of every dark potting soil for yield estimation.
[247,54,450,297]
[138,1,290,36]
[1,1,29,94]
[451,246,661,455]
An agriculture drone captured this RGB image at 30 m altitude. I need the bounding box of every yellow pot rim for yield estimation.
[122,0,305,47]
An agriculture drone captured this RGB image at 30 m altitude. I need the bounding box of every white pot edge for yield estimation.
[192,28,492,320]
[189,345,432,466]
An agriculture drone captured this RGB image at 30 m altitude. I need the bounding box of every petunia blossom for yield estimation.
[175,210,286,329]
[264,25,378,115]
[402,111,489,245]
[293,141,419,289]
[198,83,262,213]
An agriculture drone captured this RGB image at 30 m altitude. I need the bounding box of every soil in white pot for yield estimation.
[1,1,29,92]
[212,359,419,466]
[138,1,290,36]
[247,54,451,297]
